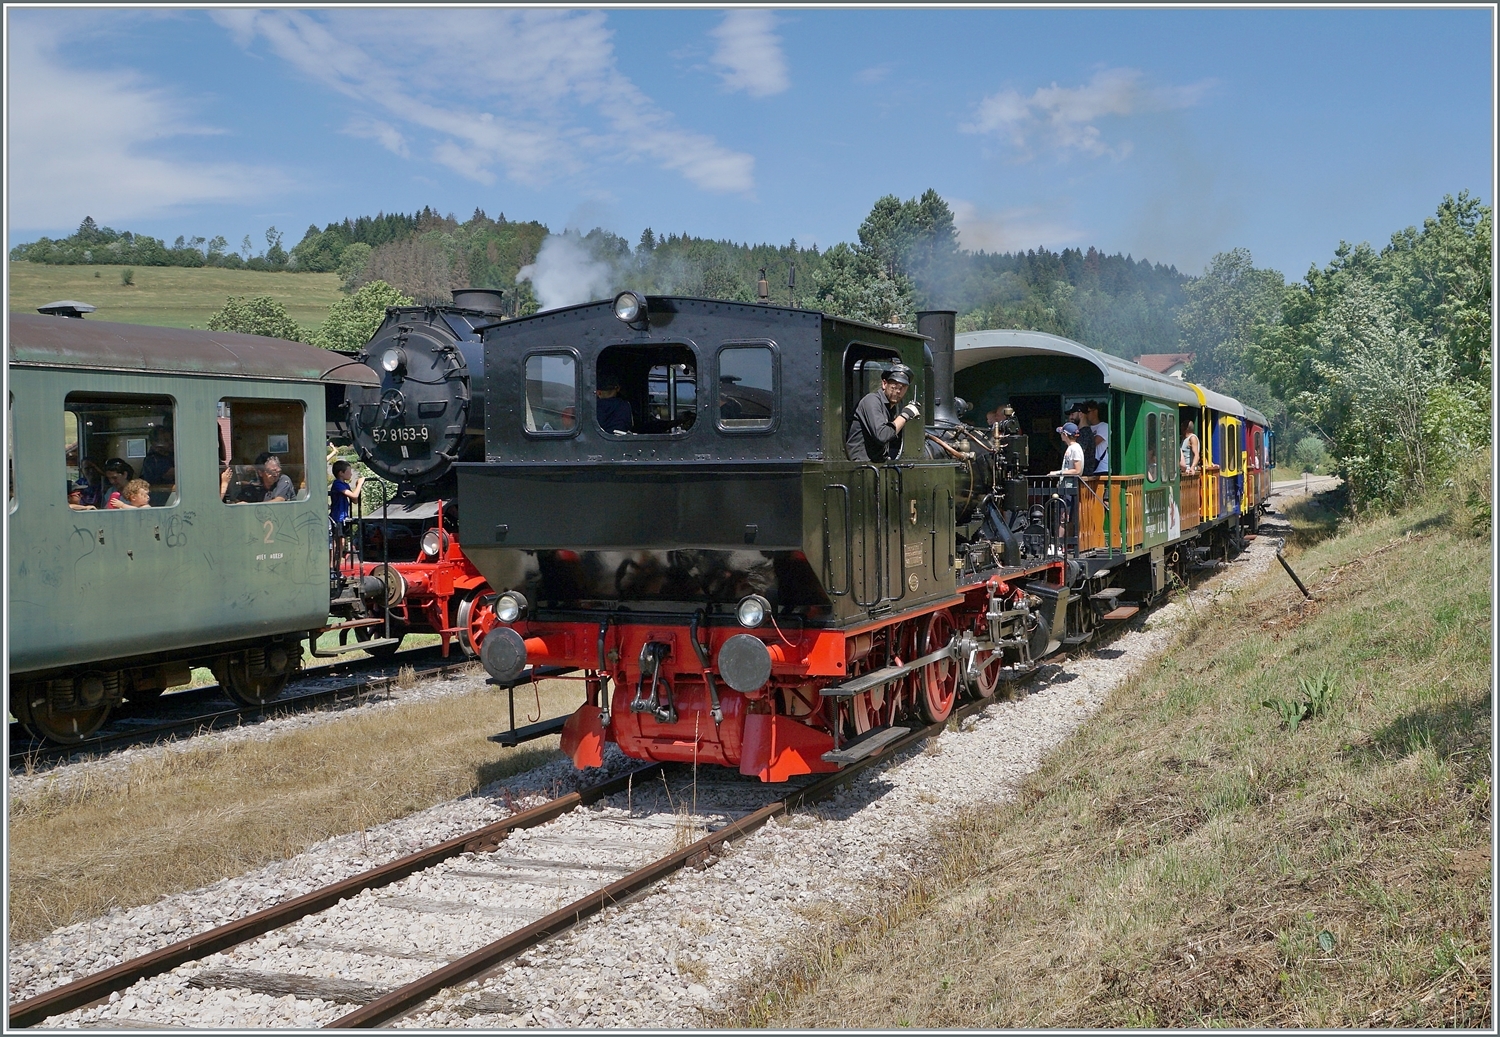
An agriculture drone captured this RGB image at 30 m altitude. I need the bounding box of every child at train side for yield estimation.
[329,460,365,572]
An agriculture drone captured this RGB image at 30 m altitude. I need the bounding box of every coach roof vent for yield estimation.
[37,300,96,318]
[451,288,505,314]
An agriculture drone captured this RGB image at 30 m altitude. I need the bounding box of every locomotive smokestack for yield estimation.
[917,310,958,425]
[450,288,505,315]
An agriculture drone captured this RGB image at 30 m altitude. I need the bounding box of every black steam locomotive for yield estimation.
[345,289,1258,779]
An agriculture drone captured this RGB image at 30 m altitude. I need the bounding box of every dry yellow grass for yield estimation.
[8,677,586,943]
[731,490,1492,1028]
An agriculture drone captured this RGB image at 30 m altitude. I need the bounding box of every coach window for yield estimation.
[717,344,776,432]
[596,344,697,436]
[1145,412,1159,482]
[1164,414,1178,483]
[523,353,578,435]
[64,393,177,510]
[7,394,15,511]
[218,398,308,505]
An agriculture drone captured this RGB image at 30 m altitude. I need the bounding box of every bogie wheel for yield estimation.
[461,592,499,657]
[214,648,294,707]
[355,623,404,660]
[12,679,113,744]
[850,692,875,735]
[918,610,959,724]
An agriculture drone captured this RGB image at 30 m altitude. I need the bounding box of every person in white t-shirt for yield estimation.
[1084,401,1109,474]
[1051,422,1085,476]
[1047,422,1084,552]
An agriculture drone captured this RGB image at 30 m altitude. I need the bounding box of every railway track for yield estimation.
[8,649,570,774]
[10,687,1008,1030]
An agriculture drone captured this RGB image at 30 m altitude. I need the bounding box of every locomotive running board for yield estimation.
[819,645,955,698]
[822,725,910,766]
[489,715,569,748]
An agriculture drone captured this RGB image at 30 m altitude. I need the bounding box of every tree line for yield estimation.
[18,190,1488,513]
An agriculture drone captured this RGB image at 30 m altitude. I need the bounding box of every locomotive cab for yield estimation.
[459,295,949,627]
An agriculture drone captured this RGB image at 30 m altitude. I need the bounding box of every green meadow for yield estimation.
[9,262,343,339]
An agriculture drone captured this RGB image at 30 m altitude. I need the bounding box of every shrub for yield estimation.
[1294,436,1328,474]
[120,268,134,286]
[310,280,413,352]
[206,296,302,341]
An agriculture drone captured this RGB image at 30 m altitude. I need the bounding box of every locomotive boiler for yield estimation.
[343,288,505,493]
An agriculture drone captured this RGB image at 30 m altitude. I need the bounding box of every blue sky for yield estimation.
[6,6,1493,279]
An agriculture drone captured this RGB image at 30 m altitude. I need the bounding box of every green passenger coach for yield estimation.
[6,313,378,741]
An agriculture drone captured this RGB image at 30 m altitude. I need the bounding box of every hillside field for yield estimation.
[8,263,342,338]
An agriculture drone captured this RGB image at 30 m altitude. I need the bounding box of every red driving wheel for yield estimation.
[919,609,958,724]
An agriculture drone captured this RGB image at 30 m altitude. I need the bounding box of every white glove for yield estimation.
[900,402,921,422]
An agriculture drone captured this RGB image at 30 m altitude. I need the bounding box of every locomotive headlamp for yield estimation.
[613,290,647,327]
[495,590,529,624]
[735,594,770,629]
[380,347,408,374]
[420,529,446,559]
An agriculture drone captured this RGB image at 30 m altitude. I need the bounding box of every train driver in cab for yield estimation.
[846,363,921,462]
[595,372,632,435]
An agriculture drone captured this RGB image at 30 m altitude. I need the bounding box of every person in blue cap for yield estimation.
[1051,422,1085,476]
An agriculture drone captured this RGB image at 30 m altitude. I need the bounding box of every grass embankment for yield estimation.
[737,488,1492,1028]
[8,262,342,338]
[8,678,584,943]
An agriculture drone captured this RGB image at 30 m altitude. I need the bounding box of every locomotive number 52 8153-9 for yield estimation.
[371,425,431,444]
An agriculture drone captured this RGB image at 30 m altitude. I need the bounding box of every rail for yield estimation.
[11,675,1021,1029]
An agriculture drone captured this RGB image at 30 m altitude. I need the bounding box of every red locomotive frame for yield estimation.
[470,561,1064,781]
[338,500,493,657]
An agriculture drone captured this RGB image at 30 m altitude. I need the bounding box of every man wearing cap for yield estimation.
[1084,400,1109,475]
[595,373,632,434]
[846,364,921,462]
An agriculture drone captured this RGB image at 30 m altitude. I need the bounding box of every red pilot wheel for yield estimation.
[458,590,498,658]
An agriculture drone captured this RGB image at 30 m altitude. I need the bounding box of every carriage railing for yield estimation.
[1199,464,1222,522]
[1023,476,1072,556]
[1026,474,1146,556]
[1180,469,1202,529]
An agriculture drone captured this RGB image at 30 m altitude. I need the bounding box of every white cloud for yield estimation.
[6,26,282,231]
[343,117,409,159]
[216,9,754,194]
[950,199,1084,254]
[963,67,1212,162]
[709,9,790,97]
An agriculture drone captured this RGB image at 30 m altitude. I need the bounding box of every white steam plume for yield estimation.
[516,232,616,310]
